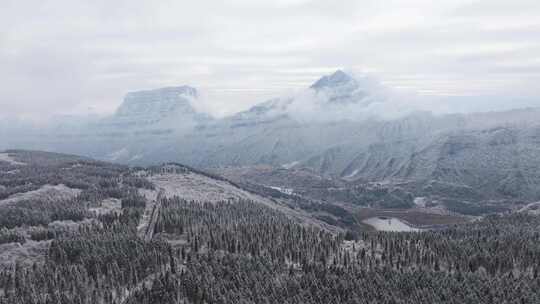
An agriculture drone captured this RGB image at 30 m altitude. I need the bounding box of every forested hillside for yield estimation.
[1,150,539,303]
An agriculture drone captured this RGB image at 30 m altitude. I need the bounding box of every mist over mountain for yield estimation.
[1,70,539,209]
[113,86,200,125]
[1,70,539,168]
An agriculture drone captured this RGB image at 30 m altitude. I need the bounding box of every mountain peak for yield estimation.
[113,85,199,121]
[124,85,197,99]
[310,70,355,89]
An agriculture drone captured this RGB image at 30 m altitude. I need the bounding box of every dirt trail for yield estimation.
[137,188,163,239]
[118,188,166,303]
[143,189,164,241]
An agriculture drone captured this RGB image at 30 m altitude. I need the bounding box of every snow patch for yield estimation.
[414,197,427,207]
[362,217,421,232]
[269,186,294,195]
[150,172,260,203]
[343,169,359,179]
[282,161,299,169]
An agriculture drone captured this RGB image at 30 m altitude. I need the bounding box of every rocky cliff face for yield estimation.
[104,86,209,129]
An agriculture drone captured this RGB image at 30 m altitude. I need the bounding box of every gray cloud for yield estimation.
[0,0,539,121]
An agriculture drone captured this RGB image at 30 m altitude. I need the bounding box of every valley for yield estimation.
[361,217,420,232]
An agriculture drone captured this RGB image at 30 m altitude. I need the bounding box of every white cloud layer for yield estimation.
[1,0,539,120]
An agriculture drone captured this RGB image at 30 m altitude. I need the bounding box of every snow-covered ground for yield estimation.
[362,217,421,232]
[0,184,81,206]
[150,172,266,203]
[343,169,359,179]
[282,161,299,169]
[0,153,26,166]
[413,197,427,207]
[269,186,294,195]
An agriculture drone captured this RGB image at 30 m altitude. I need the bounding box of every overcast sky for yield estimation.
[1,0,539,120]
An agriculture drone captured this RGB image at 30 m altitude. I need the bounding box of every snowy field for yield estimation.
[269,186,294,195]
[362,217,421,232]
[150,172,269,203]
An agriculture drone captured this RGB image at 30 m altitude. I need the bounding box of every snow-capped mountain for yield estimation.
[310,69,386,106]
[224,70,401,124]
[104,85,210,129]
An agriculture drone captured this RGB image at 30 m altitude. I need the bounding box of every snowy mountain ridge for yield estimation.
[1,70,540,205]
